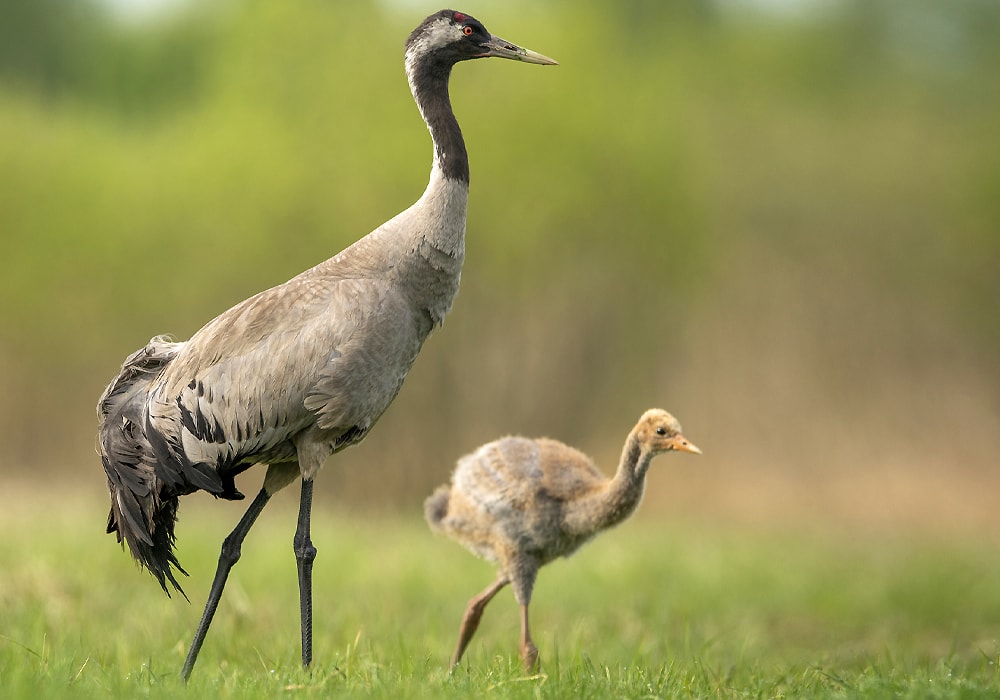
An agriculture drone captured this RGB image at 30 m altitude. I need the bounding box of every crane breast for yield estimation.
[303,281,431,433]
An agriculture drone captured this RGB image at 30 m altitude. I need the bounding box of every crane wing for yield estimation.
[99,270,430,588]
[452,437,606,520]
[146,274,430,477]
[451,438,542,519]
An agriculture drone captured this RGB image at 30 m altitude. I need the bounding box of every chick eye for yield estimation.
[656,427,667,436]
[462,25,474,36]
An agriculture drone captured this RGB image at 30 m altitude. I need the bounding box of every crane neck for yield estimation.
[589,434,654,531]
[406,56,470,184]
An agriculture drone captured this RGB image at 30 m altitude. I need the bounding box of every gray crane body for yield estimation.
[99,162,467,592]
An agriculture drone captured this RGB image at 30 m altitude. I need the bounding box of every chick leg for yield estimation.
[450,575,509,669]
[518,603,538,672]
[510,560,539,672]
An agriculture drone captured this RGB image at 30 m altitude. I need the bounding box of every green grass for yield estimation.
[2,494,999,698]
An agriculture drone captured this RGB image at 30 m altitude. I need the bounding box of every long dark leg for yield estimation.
[294,478,317,669]
[450,575,509,670]
[181,487,271,681]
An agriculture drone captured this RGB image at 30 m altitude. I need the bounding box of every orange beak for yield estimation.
[668,434,702,455]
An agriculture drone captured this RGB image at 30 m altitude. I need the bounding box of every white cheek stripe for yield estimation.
[405,18,462,77]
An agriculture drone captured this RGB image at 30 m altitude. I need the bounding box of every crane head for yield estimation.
[407,9,558,68]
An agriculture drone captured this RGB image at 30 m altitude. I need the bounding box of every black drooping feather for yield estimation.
[98,336,225,598]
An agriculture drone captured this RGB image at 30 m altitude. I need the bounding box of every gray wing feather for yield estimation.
[151,275,429,467]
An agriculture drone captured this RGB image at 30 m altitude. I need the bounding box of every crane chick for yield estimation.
[426,408,701,671]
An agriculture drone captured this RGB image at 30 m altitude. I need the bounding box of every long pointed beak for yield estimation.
[479,35,558,65]
[669,434,702,455]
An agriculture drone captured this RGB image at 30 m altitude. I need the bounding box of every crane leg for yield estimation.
[181,487,271,681]
[450,575,508,670]
[518,603,539,672]
[294,478,317,669]
[511,562,539,672]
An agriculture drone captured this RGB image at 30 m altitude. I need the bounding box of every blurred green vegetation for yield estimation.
[2,500,1000,697]
[1,0,998,520]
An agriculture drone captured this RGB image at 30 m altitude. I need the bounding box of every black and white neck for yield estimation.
[403,9,556,185]
[405,18,471,184]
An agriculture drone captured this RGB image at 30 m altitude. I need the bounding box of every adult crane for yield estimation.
[96,9,556,680]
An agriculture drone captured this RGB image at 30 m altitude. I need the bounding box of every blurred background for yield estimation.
[1,0,997,536]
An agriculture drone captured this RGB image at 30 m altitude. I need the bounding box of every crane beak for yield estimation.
[668,434,702,455]
[479,35,558,65]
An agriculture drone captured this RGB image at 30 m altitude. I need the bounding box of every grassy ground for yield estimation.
[1,492,999,699]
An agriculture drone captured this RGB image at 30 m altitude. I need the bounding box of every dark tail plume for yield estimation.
[98,336,189,598]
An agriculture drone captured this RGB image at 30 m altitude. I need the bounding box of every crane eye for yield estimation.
[656,427,667,436]
[462,25,474,36]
